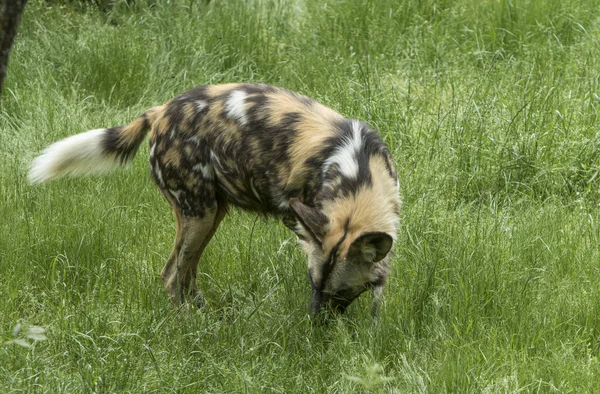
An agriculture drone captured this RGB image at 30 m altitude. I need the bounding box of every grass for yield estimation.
[2,0,600,391]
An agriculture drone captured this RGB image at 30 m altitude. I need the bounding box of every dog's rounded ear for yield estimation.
[289,198,329,244]
[349,232,393,263]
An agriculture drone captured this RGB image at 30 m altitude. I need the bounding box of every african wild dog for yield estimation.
[29,83,401,317]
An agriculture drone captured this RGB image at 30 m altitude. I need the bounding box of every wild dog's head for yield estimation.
[289,170,400,317]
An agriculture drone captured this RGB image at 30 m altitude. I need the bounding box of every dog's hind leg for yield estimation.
[182,202,228,307]
[162,209,217,307]
[183,203,228,305]
[150,120,224,306]
[160,203,183,304]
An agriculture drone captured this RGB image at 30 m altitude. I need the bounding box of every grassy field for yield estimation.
[2,0,600,391]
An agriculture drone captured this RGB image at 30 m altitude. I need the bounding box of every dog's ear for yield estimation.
[289,198,329,244]
[348,232,393,263]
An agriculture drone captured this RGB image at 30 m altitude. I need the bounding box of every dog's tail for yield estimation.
[28,105,165,184]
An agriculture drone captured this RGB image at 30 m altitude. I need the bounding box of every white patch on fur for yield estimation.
[196,100,208,112]
[210,149,227,173]
[149,143,156,159]
[28,128,118,184]
[323,120,362,179]
[192,163,214,180]
[350,120,362,145]
[295,224,313,252]
[169,189,182,203]
[250,178,261,201]
[278,200,290,210]
[153,162,164,186]
[225,90,248,125]
[187,135,202,146]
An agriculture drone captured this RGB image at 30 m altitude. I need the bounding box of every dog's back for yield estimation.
[149,83,397,215]
[148,83,343,215]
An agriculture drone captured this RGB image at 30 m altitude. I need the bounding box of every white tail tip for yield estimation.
[28,128,119,184]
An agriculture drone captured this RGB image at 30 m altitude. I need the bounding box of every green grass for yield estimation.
[2,0,600,391]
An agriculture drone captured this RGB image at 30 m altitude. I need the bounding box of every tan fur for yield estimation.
[285,104,344,190]
[147,105,166,123]
[205,83,240,96]
[163,142,182,167]
[182,102,197,126]
[244,93,261,117]
[153,111,171,137]
[321,155,400,259]
[264,91,305,125]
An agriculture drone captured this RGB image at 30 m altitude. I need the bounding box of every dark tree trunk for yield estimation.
[0,0,28,95]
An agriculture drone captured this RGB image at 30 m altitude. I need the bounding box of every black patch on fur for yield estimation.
[180,85,209,101]
[103,113,150,164]
[319,218,350,291]
[164,103,185,129]
[243,83,277,95]
[103,127,123,156]
[381,147,398,181]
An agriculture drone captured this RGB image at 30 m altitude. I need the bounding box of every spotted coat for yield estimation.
[29,83,401,317]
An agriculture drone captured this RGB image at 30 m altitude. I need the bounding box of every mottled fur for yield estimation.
[29,83,401,317]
